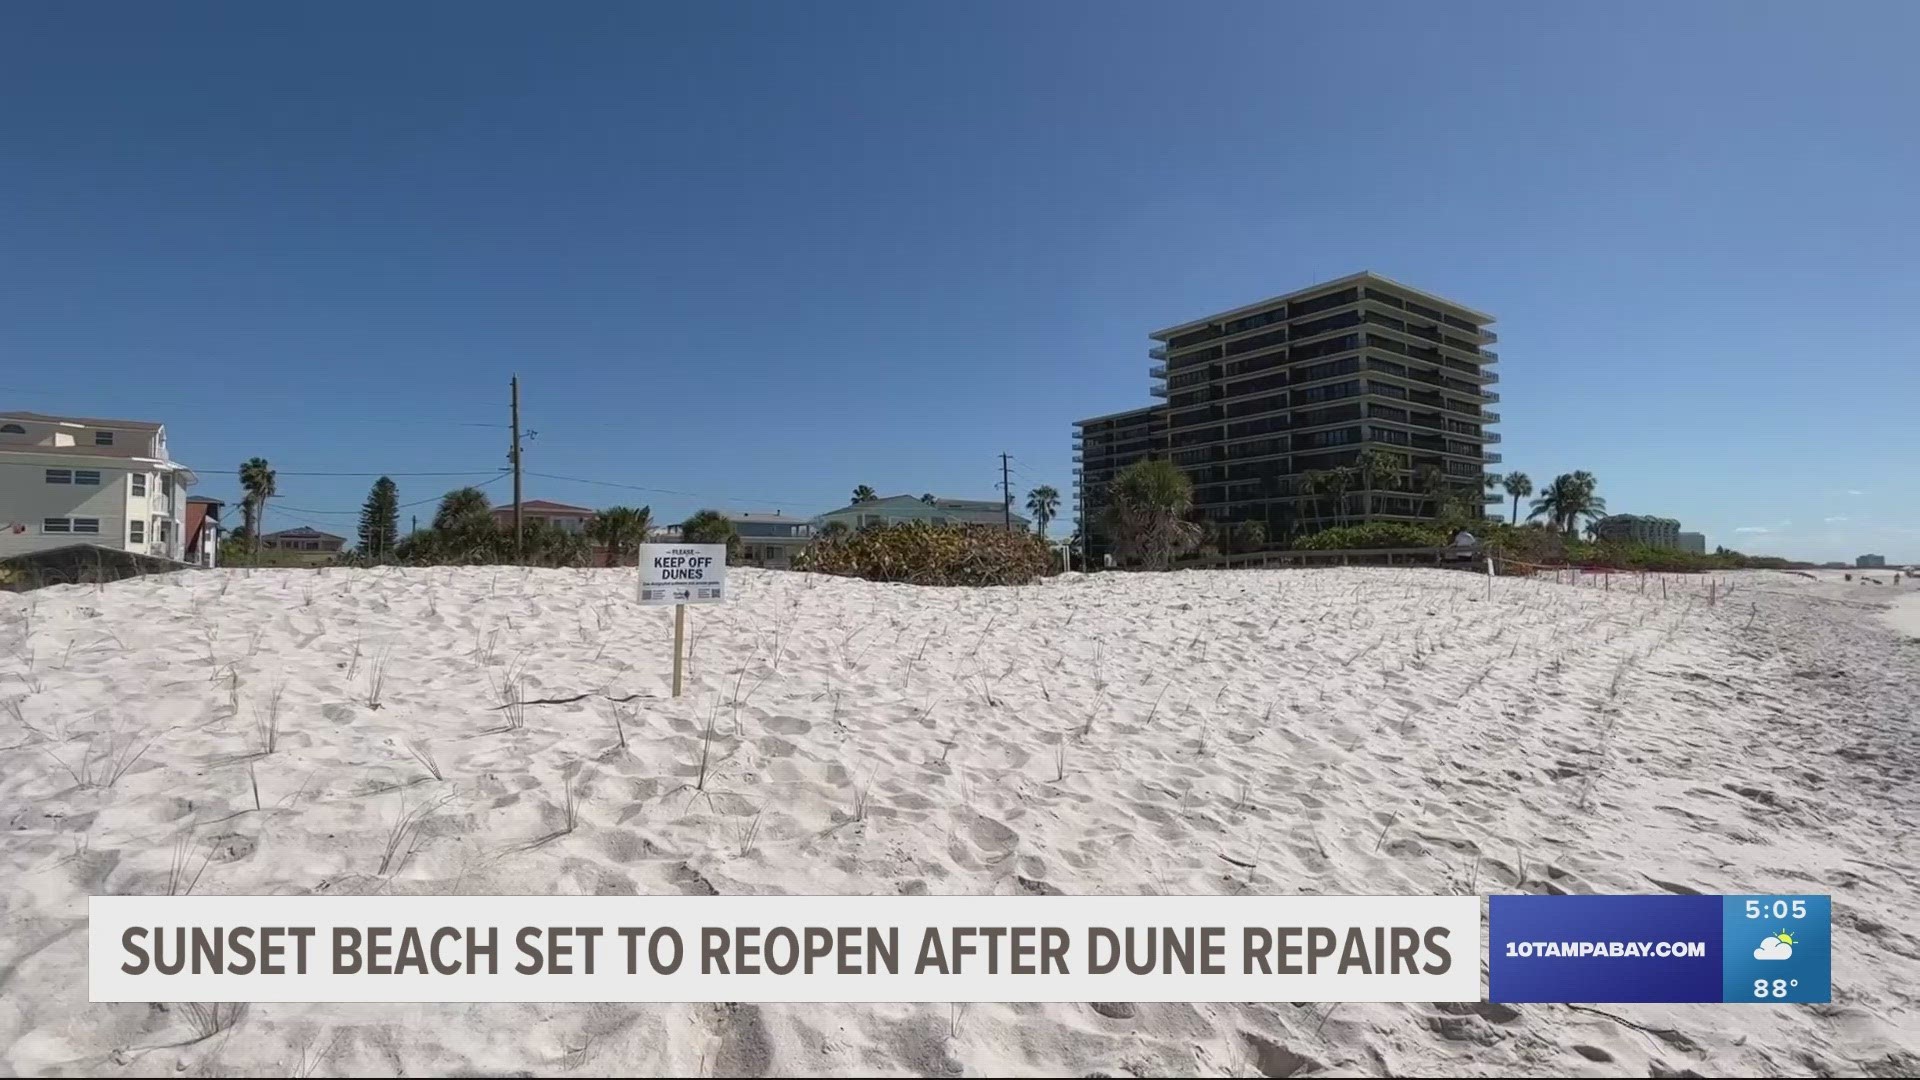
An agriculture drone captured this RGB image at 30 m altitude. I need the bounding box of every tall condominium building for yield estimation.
[1593,514,1682,548]
[1072,405,1164,562]
[1073,272,1502,554]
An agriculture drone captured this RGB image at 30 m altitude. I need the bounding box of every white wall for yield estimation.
[0,463,133,556]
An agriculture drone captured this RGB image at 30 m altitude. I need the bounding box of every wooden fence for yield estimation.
[1173,546,1479,571]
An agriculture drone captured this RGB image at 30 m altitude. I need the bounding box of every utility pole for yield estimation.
[510,375,524,563]
[1000,453,1012,531]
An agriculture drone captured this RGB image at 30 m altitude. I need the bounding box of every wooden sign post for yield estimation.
[638,543,728,698]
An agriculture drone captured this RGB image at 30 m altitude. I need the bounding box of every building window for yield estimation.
[129,520,145,545]
[94,430,115,446]
[45,469,72,484]
[159,520,171,542]
[132,473,147,496]
[74,469,101,485]
[161,474,173,497]
[44,517,101,535]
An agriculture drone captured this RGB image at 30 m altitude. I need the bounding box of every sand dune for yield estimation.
[2,564,1915,1076]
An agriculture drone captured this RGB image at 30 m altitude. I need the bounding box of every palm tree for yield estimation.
[816,519,851,542]
[587,505,652,567]
[1025,485,1060,538]
[238,458,277,554]
[1232,519,1267,554]
[432,486,492,532]
[919,493,937,504]
[1104,458,1198,570]
[1415,464,1447,520]
[1354,446,1401,519]
[1297,470,1327,531]
[680,509,741,561]
[851,485,877,504]
[1528,472,1607,535]
[1502,472,1533,525]
[1325,466,1357,527]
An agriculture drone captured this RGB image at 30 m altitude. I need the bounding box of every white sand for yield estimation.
[2,565,1916,1076]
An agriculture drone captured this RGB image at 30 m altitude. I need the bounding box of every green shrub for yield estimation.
[795,522,1056,586]
[1292,522,1449,551]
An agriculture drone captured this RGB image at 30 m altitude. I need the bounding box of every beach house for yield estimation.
[813,495,1031,534]
[0,410,199,561]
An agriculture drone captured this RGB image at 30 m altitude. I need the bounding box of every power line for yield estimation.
[272,473,508,516]
[266,469,500,478]
[523,471,822,509]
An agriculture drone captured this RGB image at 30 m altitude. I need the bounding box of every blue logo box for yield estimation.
[1490,895,1829,1003]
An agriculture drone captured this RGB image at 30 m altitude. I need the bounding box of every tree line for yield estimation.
[1093,452,1625,569]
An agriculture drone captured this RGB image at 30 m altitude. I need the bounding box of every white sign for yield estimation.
[89,894,1480,1003]
[639,543,727,605]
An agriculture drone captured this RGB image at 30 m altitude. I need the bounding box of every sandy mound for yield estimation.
[2,565,1915,1076]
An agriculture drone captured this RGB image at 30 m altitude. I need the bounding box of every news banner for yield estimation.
[88,893,1828,1004]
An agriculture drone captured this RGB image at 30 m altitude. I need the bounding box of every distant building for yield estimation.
[1071,273,1502,552]
[0,410,198,561]
[730,512,814,569]
[1592,514,1682,548]
[1073,405,1165,564]
[258,526,347,564]
[814,495,1030,534]
[1677,531,1706,555]
[1857,554,1887,568]
[184,496,224,568]
[490,499,594,534]
[658,511,814,570]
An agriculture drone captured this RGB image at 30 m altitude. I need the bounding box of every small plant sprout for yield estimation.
[181,1002,248,1042]
[252,678,286,755]
[166,827,214,896]
[488,658,528,730]
[853,766,878,821]
[560,766,587,833]
[406,739,444,782]
[364,644,393,709]
[608,700,632,752]
[737,807,765,858]
[378,791,454,876]
[1054,736,1067,782]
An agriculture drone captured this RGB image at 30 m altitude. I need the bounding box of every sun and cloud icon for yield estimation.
[1754,930,1797,961]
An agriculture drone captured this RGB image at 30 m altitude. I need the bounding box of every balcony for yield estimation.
[1483,391,1500,404]
[1484,451,1503,464]
[1149,346,1167,361]
[1149,363,1166,378]
[1484,432,1502,443]
[1072,453,1082,463]
[1483,370,1499,385]
[1483,410,1501,423]
[1150,385,1168,397]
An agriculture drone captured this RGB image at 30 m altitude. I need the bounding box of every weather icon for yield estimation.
[1754,930,1796,961]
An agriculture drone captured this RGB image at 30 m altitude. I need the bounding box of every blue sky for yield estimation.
[3,2,1915,562]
